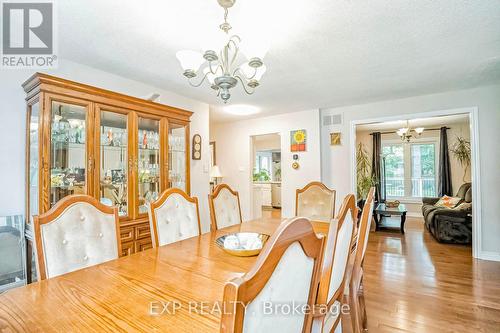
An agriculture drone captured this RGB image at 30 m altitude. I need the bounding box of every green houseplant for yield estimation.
[274,166,281,181]
[356,142,375,201]
[450,136,471,182]
[253,169,270,182]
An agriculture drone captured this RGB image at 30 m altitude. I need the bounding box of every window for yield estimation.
[383,144,405,197]
[411,144,436,197]
[255,152,271,174]
[383,141,437,198]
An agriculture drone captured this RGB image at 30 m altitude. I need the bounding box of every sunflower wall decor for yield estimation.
[290,129,307,152]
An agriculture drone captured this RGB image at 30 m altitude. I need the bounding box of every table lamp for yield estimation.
[210,165,222,186]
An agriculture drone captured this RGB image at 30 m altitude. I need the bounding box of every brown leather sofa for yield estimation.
[422,183,472,244]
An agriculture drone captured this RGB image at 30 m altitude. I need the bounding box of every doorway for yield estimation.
[251,133,282,219]
[350,107,480,258]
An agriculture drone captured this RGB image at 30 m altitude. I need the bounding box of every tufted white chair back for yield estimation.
[220,217,325,333]
[347,187,375,333]
[149,188,201,247]
[327,213,354,301]
[296,182,336,222]
[209,184,242,230]
[358,188,375,266]
[312,194,357,333]
[243,241,314,332]
[33,195,120,280]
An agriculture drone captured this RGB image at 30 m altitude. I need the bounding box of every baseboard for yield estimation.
[477,251,500,262]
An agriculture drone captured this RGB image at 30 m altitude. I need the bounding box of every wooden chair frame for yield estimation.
[220,217,325,333]
[349,187,375,333]
[312,194,357,332]
[148,188,202,247]
[33,195,121,280]
[208,184,242,231]
[295,181,337,219]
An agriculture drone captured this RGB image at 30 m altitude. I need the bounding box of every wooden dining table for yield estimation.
[0,217,330,332]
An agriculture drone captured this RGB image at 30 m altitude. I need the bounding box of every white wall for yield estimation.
[0,60,212,232]
[211,109,322,220]
[321,84,500,258]
[254,135,281,151]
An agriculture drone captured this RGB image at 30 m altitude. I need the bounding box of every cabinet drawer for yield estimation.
[121,241,134,257]
[120,226,134,243]
[135,238,153,252]
[135,223,151,240]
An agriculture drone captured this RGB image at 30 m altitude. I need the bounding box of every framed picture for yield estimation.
[330,132,341,145]
[192,134,202,160]
[290,129,307,152]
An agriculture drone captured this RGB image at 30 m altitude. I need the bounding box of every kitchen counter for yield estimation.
[253,182,281,210]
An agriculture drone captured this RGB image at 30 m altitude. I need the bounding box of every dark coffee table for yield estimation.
[374,203,407,234]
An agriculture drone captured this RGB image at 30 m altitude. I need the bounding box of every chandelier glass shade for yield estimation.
[175,0,268,103]
[397,120,425,142]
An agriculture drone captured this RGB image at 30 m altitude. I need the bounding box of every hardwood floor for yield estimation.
[356,217,500,332]
[262,207,282,218]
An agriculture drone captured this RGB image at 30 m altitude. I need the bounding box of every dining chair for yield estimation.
[312,194,357,333]
[220,217,325,333]
[208,184,242,230]
[33,195,121,280]
[296,182,336,222]
[349,187,375,333]
[148,188,201,247]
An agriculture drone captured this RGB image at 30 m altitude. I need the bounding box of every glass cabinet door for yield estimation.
[137,117,161,215]
[168,123,187,192]
[49,101,88,207]
[28,102,40,218]
[99,111,129,217]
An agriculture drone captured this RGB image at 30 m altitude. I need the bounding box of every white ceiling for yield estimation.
[356,114,469,132]
[58,1,500,123]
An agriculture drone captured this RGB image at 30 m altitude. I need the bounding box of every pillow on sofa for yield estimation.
[453,202,472,211]
[435,195,461,208]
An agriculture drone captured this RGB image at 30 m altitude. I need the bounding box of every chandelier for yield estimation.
[175,0,268,103]
[396,120,425,142]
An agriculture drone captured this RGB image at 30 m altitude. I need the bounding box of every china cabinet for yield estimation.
[24,73,191,281]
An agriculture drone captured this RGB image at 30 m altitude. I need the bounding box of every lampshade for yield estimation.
[239,62,254,78]
[210,165,222,178]
[240,63,267,80]
[398,127,409,134]
[253,65,267,81]
[176,50,205,72]
[415,127,425,134]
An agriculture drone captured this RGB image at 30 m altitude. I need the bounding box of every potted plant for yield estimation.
[274,166,281,182]
[450,136,471,182]
[253,169,270,182]
[356,142,375,209]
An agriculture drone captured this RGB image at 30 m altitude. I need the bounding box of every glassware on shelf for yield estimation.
[168,124,187,191]
[100,111,128,217]
[138,118,160,214]
[49,102,87,206]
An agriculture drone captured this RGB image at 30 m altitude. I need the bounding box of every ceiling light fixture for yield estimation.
[175,0,268,103]
[397,120,425,142]
[224,104,260,115]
